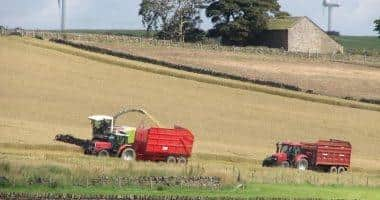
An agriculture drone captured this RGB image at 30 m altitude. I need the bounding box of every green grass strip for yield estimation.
[1,183,379,199]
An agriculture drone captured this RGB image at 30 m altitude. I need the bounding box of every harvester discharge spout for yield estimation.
[113,107,161,127]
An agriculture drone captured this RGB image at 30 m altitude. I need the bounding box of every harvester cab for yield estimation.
[88,115,114,140]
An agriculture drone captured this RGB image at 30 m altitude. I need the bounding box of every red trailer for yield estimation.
[262,139,352,173]
[115,126,194,163]
[302,140,351,173]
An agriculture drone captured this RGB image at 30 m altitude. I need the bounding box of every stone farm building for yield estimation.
[257,17,343,54]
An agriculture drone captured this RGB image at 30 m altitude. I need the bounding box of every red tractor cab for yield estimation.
[262,139,352,173]
[262,142,308,170]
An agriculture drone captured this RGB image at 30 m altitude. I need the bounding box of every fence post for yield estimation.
[336,175,339,185]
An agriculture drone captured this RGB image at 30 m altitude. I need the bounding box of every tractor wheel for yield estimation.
[121,148,136,161]
[98,150,109,157]
[337,166,346,174]
[177,156,187,164]
[280,161,290,168]
[296,159,308,171]
[330,166,338,173]
[166,156,177,164]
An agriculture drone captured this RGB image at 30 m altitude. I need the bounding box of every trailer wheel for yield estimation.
[296,159,308,171]
[121,148,136,161]
[337,166,346,174]
[177,156,187,164]
[98,150,109,157]
[281,161,290,168]
[166,156,176,164]
[330,166,338,173]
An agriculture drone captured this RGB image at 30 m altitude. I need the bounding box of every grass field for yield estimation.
[335,36,380,52]
[1,183,379,199]
[1,36,380,198]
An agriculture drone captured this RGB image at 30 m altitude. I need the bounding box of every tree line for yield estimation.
[375,19,380,38]
[139,0,289,45]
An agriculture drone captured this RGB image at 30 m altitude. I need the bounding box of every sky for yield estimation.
[0,0,379,36]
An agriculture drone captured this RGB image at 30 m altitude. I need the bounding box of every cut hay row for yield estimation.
[21,37,380,112]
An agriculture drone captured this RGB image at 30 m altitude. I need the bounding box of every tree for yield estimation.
[275,11,291,19]
[139,0,174,33]
[206,0,281,45]
[139,0,205,42]
[375,19,380,38]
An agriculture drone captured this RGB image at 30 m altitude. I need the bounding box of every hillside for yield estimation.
[1,36,380,170]
[70,38,380,100]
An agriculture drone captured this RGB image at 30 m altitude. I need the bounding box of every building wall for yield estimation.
[256,30,288,50]
[288,17,343,54]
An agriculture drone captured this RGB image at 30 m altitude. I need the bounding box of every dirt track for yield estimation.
[1,37,380,170]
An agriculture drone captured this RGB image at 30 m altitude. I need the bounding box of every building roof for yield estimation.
[266,17,303,30]
[88,115,113,121]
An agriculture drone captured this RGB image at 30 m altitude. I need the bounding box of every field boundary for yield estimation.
[0,192,328,200]
[19,37,380,112]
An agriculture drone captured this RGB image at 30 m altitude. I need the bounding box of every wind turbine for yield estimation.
[58,0,66,32]
[322,0,340,33]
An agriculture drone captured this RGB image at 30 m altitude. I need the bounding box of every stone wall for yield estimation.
[25,175,221,189]
[88,176,221,188]
[288,17,343,54]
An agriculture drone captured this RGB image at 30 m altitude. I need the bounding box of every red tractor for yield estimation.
[262,139,352,173]
[56,107,194,164]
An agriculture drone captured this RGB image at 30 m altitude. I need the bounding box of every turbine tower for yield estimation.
[323,0,340,33]
[58,0,66,32]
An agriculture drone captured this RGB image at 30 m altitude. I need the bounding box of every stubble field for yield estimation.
[1,37,380,197]
[73,39,380,100]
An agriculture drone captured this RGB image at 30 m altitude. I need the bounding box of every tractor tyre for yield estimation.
[177,156,187,164]
[121,148,136,161]
[337,166,346,174]
[166,156,177,164]
[296,159,308,171]
[330,166,338,173]
[280,161,290,168]
[98,150,109,157]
